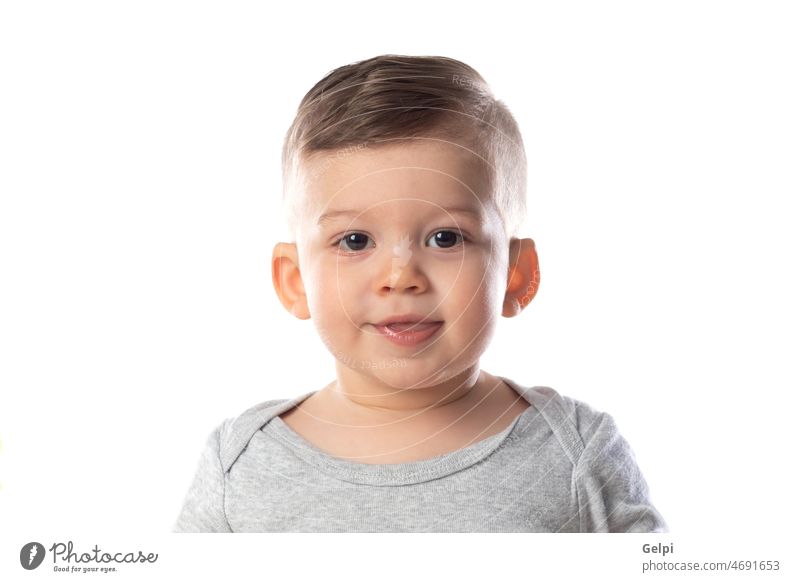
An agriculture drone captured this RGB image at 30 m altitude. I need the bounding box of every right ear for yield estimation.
[271,242,310,320]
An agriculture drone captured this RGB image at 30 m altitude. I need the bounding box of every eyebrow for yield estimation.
[316,206,483,226]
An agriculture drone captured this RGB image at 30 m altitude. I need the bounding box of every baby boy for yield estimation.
[173,54,667,533]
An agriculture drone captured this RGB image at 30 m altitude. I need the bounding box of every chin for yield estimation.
[362,361,460,389]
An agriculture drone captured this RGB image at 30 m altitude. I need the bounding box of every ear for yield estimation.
[502,237,540,317]
[271,242,311,320]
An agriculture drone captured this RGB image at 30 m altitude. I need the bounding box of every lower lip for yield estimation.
[373,322,444,347]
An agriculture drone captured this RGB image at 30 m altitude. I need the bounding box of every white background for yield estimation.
[1,0,798,552]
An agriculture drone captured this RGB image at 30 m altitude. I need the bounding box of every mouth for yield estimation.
[371,318,444,347]
[373,313,441,327]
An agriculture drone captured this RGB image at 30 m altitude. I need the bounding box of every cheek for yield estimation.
[308,280,364,351]
[300,262,330,320]
[446,256,505,310]
[307,263,362,321]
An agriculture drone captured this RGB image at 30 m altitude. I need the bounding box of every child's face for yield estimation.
[275,140,533,390]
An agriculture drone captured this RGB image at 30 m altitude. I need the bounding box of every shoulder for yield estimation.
[542,391,652,504]
[519,384,620,464]
[208,394,310,474]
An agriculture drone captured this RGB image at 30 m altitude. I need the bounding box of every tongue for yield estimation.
[386,322,439,332]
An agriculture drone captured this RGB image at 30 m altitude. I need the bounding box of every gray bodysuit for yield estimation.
[173,376,667,532]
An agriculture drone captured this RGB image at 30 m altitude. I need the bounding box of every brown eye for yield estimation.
[336,232,372,252]
[427,230,463,249]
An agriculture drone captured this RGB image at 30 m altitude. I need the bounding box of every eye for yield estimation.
[333,230,465,254]
[427,230,464,249]
[335,232,374,253]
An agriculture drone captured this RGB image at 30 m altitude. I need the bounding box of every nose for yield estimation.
[374,236,430,295]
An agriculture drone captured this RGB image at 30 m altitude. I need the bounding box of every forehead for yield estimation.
[298,140,494,223]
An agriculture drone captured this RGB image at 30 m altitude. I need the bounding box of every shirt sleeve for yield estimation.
[172,422,233,533]
[574,410,668,533]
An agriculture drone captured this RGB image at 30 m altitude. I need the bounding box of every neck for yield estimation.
[326,364,485,420]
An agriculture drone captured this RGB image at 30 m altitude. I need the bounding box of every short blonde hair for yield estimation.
[281,54,527,240]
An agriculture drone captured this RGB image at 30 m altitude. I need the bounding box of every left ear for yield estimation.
[502,237,540,317]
